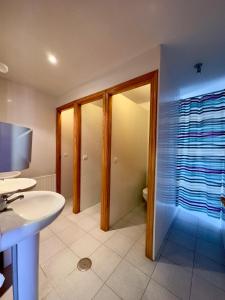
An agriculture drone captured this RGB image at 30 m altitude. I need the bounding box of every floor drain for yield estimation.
[77,258,92,271]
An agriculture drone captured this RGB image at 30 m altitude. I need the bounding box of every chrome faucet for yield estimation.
[0,191,24,212]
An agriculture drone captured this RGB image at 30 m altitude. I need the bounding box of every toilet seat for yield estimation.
[143,187,148,201]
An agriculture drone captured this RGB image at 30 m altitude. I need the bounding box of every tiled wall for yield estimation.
[0,77,56,178]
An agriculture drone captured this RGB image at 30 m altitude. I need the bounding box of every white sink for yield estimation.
[0,171,21,179]
[0,191,65,251]
[9,191,65,221]
[0,178,36,194]
[0,190,65,300]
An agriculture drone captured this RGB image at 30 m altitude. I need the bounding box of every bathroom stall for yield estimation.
[61,108,74,202]
[56,71,158,259]
[110,85,150,226]
[60,99,103,216]
[80,100,103,214]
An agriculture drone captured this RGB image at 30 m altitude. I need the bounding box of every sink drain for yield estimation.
[77,258,92,271]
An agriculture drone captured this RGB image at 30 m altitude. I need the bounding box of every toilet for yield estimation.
[142,187,148,202]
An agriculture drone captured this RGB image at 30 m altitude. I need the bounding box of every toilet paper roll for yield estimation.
[0,272,5,287]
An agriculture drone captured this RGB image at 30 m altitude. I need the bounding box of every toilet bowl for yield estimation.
[142,187,148,202]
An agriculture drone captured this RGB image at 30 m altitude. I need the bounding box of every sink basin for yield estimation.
[0,190,65,300]
[8,191,65,221]
[0,191,65,251]
[0,171,21,179]
[0,178,36,194]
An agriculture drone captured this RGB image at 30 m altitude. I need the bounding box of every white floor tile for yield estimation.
[196,239,225,266]
[55,269,103,300]
[70,233,100,257]
[42,248,79,283]
[90,227,115,243]
[167,228,196,251]
[39,267,53,298]
[156,238,168,258]
[143,279,179,300]
[112,218,133,230]
[83,203,100,216]
[152,257,192,300]
[105,232,134,257]
[91,245,122,281]
[190,273,225,300]
[107,260,149,300]
[34,202,225,300]
[39,235,65,264]
[55,223,85,246]
[116,223,145,242]
[42,289,61,300]
[40,227,54,243]
[123,210,146,226]
[171,219,197,237]
[70,214,98,232]
[92,212,101,222]
[162,240,194,272]
[94,285,121,300]
[132,203,146,214]
[138,233,146,246]
[194,253,225,291]
[125,241,156,276]
[49,217,73,234]
[60,203,72,217]
[197,224,222,245]
[66,211,89,223]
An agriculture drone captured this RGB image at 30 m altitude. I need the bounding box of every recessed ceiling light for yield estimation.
[47,53,58,65]
[0,62,8,74]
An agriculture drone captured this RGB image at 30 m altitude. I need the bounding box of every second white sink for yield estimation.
[0,190,65,300]
[8,191,65,221]
[0,191,65,252]
[0,178,36,194]
[0,171,21,179]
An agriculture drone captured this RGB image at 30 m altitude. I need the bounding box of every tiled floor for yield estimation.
[2,202,225,300]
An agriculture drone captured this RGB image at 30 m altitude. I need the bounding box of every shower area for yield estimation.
[176,89,225,245]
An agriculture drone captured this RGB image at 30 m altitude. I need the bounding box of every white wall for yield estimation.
[0,77,56,177]
[61,108,74,198]
[57,46,160,106]
[81,102,102,211]
[110,94,148,225]
[154,45,179,257]
[163,42,225,100]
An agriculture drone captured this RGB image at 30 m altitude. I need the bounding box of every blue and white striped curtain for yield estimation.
[222,167,225,222]
[176,90,225,218]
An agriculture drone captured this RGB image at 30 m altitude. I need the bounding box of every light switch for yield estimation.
[63,153,68,158]
[83,154,88,160]
[113,157,118,164]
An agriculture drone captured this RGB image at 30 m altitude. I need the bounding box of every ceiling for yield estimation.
[1,0,225,97]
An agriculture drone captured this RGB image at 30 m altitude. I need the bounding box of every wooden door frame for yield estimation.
[56,92,104,214]
[56,70,158,259]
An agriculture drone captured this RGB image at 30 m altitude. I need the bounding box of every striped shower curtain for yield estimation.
[176,90,225,218]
